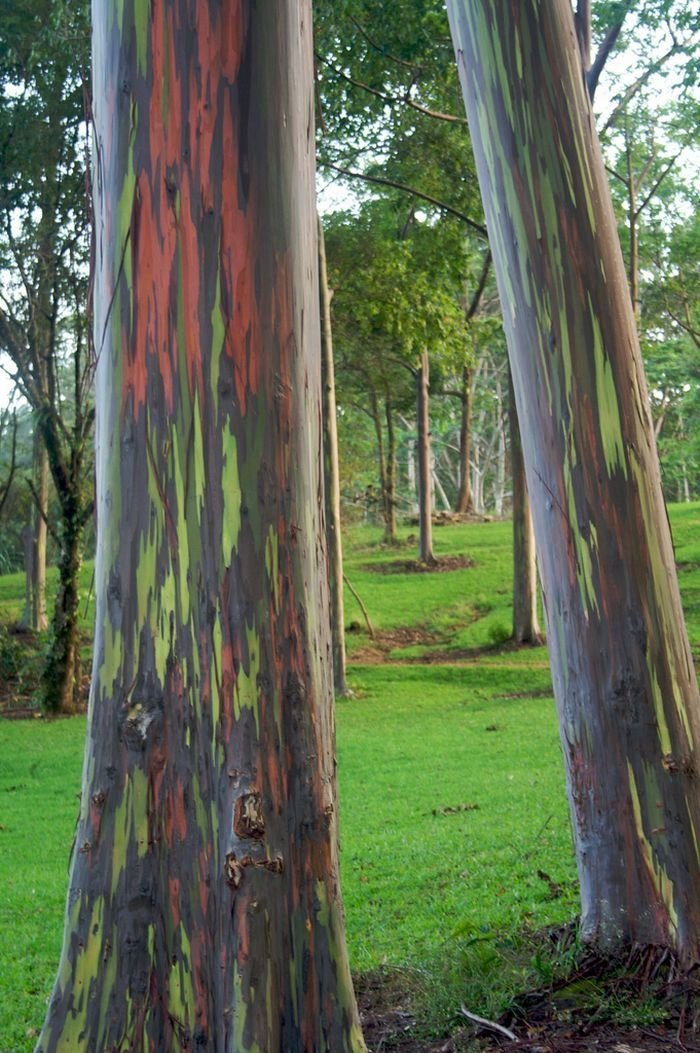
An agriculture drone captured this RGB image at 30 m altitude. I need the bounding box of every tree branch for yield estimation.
[347,15,423,74]
[634,152,681,219]
[467,251,492,320]
[599,42,680,137]
[575,0,592,71]
[316,54,467,125]
[322,162,487,238]
[0,411,18,518]
[587,18,626,100]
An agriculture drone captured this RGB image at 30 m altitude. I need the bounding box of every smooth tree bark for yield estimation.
[318,213,349,697]
[508,372,541,645]
[37,2,364,1050]
[416,350,435,563]
[447,0,700,959]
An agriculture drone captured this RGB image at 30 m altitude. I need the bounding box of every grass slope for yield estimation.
[2,504,700,1049]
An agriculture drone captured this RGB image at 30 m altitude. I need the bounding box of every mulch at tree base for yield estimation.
[356,948,700,1053]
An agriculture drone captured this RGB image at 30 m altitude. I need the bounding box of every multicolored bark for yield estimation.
[447,0,700,958]
[509,372,541,645]
[37,1,365,1049]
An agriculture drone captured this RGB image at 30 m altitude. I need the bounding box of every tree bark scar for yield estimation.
[234,791,265,839]
[224,851,284,890]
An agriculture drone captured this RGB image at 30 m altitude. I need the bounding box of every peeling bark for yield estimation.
[37,2,364,1049]
[448,0,700,959]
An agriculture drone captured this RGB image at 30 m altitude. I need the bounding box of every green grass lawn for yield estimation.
[2,504,700,1050]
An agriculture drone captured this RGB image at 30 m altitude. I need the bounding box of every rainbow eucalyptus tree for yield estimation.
[446,0,700,959]
[36,1,365,1050]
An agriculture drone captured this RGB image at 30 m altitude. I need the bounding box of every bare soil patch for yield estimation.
[348,625,444,663]
[363,555,475,575]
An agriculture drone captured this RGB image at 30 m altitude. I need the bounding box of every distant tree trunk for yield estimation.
[37,2,364,1049]
[472,436,484,515]
[33,438,49,632]
[432,466,451,512]
[21,431,49,633]
[40,470,85,714]
[417,351,435,562]
[449,0,700,959]
[493,374,506,516]
[407,436,418,511]
[384,395,398,541]
[625,121,641,321]
[455,363,474,513]
[509,372,541,644]
[369,388,388,525]
[318,213,348,698]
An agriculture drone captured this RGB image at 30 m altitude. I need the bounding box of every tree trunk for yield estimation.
[448,0,700,959]
[384,395,398,541]
[37,2,364,1049]
[432,466,451,512]
[493,374,506,516]
[369,388,388,525]
[21,424,50,637]
[416,351,435,562]
[41,482,83,714]
[509,371,541,645]
[318,213,349,698]
[626,123,641,322]
[454,363,474,513]
[33,437,49,632]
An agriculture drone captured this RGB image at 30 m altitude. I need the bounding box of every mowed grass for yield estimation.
[2,503,700,1049]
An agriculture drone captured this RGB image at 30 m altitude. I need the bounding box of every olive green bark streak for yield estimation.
[447,0,700,958]
[38,1,364,1050]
